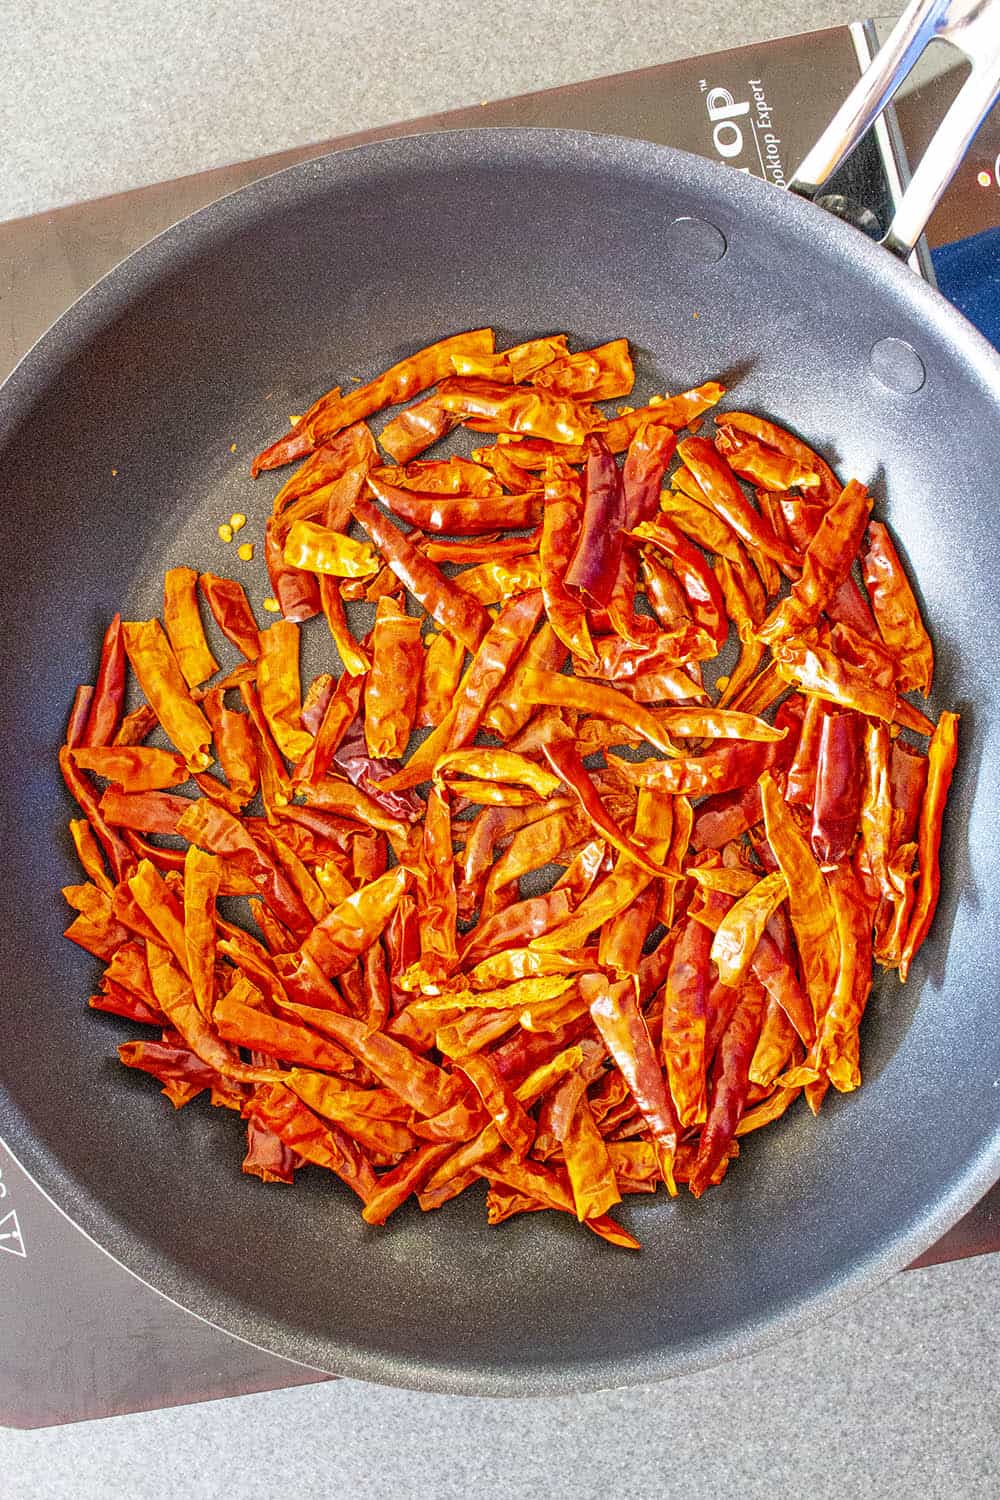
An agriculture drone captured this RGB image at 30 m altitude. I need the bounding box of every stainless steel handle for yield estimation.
[789,0,1000,257]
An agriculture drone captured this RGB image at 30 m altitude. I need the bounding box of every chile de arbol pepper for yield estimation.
[252,329,495,473]
[81,614,127,747]
[435,377,604,445]
[351,495,490,653]
[810,709,864,865]
[364,596,423,759]
[862,520,934,696]
[532,337,635,401]
[759,773,839,1032]
[198,573,262,661]
[163,566,219,689]
[539,460,597,664]
[756,481,872,647]
[899,711,959,982]
[677,436,800,575]
[563,434,626,609]
[714,410,841,501]
[122,619,214,772]
[586,974,680,1192]
[714,427,822,493]
[689,977,767,1195]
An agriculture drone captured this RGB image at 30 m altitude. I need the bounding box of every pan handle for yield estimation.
[788,0,1000,258]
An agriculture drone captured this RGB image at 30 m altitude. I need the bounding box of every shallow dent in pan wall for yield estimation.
[664,214,728,265]
[869,335,927,393]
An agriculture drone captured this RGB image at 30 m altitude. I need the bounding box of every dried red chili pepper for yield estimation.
[809,860,876,1093]
[243,1083,378,1203]
[628,516,728,651]
[122,619,214,771]
[377,390,464,463]
[68,817,113,893]
[95,786,190,836]
[748,908,814,1046]
[771,635,897,723]
[810,709,864,865]
[367,472,541,535]
[363,596,422,759]
[263,515,322,623]
[163,566,219,689]
[561,434,625,607]
[586,975,679,1191]
[301,866,410,979]
[214,982,347,1067]
[520,667,675,755]
[198,573,261,660]
[543,741,670,878]
[435,376,603,445]
[759,773,839,1032]
[710,872,788,988]
[784,694,824,806]
[756,480,872,646]
[351,495,489,652]
[382,589,545,791]
[677,437,800,574]
[640,551,691,634]
[899,711,959,981]
[609,739,779,799]
[660,913,716,1129]
[82,614,127,747]
[602,382,725,451]
[292,673,364,787]
[714,427,821,492]
[256,619,313,763]
[598,882,660,976]
[715,411,840,501]
[690,782,762,851]
[201,687,259,804]
[72,745,189,792]
[242,1106,302,1185]
[118,1032,230,1109]
[415,631,465,729]
[532,337,634,401]
[660,483,744,562]
[689,977,767,1195]
[252,329,494,473]
[538,460,597,663]
[452,556,542,606]
[862,520,934,696]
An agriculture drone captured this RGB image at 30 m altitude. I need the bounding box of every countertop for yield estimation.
[3,1,998,1495]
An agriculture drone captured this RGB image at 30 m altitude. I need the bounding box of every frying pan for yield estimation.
[1,0,999,1396]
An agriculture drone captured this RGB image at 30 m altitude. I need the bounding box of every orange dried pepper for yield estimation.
[252,329,494,473]
[862,520,934,696]
[122,619,213,771]
[71,745,189,792]
[364,596,422,759]
[352,496,490,652]
[163,566,219,689]
[899,711,959,981]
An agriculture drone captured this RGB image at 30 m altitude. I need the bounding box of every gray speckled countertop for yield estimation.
[3,1255,999,1496]
[3,1,998,1494]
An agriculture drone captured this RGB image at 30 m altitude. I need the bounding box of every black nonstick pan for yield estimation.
[1,2,999,1395]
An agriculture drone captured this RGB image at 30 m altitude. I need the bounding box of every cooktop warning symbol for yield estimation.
[0,1208,26,1258]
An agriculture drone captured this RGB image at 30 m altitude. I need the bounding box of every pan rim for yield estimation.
[2,124,998,1397]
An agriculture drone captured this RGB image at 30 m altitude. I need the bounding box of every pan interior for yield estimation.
[1,129,998,1396]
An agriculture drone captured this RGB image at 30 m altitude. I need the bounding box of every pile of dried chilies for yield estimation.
[59,328,958,1249]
